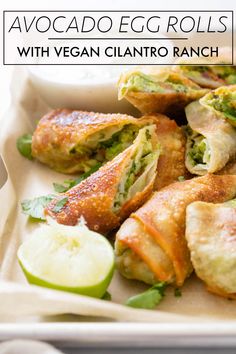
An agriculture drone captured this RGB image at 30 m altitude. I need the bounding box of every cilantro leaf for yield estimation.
[125,282,167,309]
[102,291,112,301]
[174,288,182,297]
[17,134,33,160]
[21,194,55,221]
[52,197,68,213]
[53,163,102,193]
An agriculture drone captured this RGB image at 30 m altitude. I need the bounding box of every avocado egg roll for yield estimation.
[118,68,208,116]
[200,85,236,127]
[115,174,236,286]
[174,62,236,89]
[185,96,236,175]
[45,125,160,234]
[144,114,187,190]
[32,109,151,174]
[186,199,236,299]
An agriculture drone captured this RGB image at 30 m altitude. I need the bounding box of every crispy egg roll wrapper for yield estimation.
[115,174,236,286]
[174,52,236,88]
[46,126,159,234]
[185,101,236,175]
[118,68,208,116]
[32,109,150,174]
[186,199,236,299]
[146,114,187,190]
[218,160,236,175]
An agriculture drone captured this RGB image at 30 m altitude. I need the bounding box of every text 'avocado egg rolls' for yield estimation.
[186,199,236,299]
[32,109,151,174]
[118,68,209,116]
[45,125,160,234]
[115,174,236,287]
[185,90,236,176]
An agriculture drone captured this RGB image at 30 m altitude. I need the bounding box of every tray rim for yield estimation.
[1,322,236,348]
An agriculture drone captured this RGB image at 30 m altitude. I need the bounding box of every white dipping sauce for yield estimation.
[29,65,137,114]
[29,35,173,114]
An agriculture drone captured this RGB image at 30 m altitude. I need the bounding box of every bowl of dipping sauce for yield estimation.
[29,65,137,114]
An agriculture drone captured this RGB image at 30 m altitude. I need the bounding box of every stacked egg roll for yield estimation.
[186,199,236,299]
[118,68,208,116]
[185,86,236,175]
[115,174,236,287]
[174,54,236,89]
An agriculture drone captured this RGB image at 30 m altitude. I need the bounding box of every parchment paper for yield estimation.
[1,67,236,323]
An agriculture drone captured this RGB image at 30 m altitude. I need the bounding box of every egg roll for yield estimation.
[185,94,236,175]
[145,114,187,190]
[46,125,160,234]
[32,109,151,174]
[118,67,208,116]
[186,199,236,299]
[115,174,236,286]
[201,85,236,127]
[174,56,236,89]
[219,160,236,175]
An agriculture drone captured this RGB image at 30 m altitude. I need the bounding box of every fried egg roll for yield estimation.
[32,109,151,174]
[115,174,236,287]
[45,125,160,234]
[201,85,236,127]
[118,67,208,116]
[186,199,236,299]
[174,55,236,89]
[185,89,236,175]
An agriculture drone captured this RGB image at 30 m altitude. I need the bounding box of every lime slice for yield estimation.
[17,219,114,298]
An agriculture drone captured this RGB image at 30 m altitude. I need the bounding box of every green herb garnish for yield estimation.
[17,134,33,160]
[53,163,102,193]
[102,291,112,301]
[174,288,182,297]
[21,194,55,221]
[125,282,167,309]
[52,197,68,213]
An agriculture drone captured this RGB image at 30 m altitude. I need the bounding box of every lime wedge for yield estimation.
[18,219,114,298]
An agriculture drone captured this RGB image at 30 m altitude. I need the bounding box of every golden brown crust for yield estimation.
[143,114,187,190]
[117,174,236,286]
[32,109,143,173]
[45,132,157,234]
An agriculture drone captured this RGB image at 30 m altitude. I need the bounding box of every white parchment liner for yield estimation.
[0,67,236,322]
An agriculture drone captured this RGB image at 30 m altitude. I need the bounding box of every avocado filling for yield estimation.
[120,72,193,97]
[113,125,160,212]
[69,124,140,172]
[211,66,236,84]
[202,87,236,125]
[187,128,211,167]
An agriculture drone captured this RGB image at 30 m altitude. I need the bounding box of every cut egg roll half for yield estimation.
[46,125,160,234]
[32,109,152,174]
[185,99,236,175]
[174,55,236,89]
[200,85,236,127]
[186,198,236,299]
[118,68,209,116]
[115,174,236,287]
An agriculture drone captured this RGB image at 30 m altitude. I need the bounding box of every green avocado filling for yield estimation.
[69,124,139,172]
[113,126,159,212]
[187,128,211,167]
[120,72,190,96]
[203,88,236,125]
[211,66,236,84]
